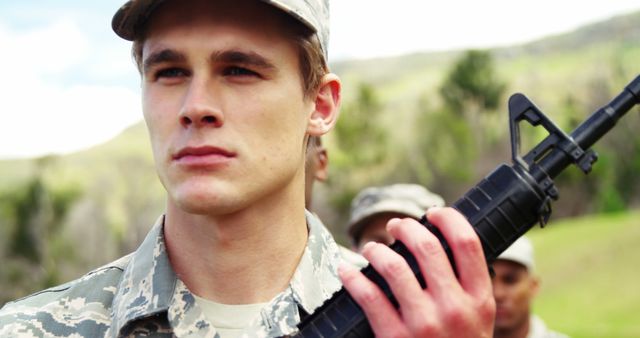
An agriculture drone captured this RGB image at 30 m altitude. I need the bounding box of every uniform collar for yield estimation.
[109,211,344,337]
[109,215,180,337]
[289,210,343,314]
[251,211,344,337]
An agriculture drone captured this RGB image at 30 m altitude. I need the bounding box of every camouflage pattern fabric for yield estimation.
[0,211,353,337]
[260,0,331,58]
[112,0,331,60]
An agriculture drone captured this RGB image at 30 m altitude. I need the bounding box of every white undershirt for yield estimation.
[194,295,268,338]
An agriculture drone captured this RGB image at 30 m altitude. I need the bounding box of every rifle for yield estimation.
[292,74,640,338]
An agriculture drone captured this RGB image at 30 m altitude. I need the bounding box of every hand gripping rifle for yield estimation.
[292,74,640,338]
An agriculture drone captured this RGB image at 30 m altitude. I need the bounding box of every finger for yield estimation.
[386,217,460,296]
[338,263,410,337]
[358,240,435,327]
[426,207,492,297]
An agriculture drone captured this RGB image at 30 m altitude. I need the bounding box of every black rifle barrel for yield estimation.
[292,75,640,338]
[531,76,640,181]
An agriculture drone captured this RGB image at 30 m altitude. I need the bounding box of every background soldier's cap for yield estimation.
[496,236,535,272]
[111,0,331,60]
[347,184,445,241]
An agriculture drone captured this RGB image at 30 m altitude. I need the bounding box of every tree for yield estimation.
[327,83,389,239]
[413,50,508,200]
[334,83,388,166]
[440,49,506,116]
[0,157,80,304]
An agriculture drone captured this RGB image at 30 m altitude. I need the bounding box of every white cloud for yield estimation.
[0,20,141,159]
[329,0,640,60]
[0,19,88,75]
[0,82,141,158]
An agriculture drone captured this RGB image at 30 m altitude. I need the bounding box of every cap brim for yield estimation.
[112,0,165,41]
[112,0,317,41]
[348,202,426,240]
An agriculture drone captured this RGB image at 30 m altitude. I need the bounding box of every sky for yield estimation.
[1,1,639,159]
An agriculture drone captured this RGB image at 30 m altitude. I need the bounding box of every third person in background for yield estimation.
[493,236,569,338]
[347,183,445,252]
[305,135,367,268]
[304,135,328,210]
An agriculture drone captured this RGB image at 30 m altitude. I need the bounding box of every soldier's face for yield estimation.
[355,213,403,252]
[492,260,539,333]
[141,0,314,215]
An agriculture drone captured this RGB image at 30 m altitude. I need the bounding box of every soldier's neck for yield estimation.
[163,190,308,304]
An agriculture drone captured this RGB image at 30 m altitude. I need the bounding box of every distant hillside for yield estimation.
[505,10,640,56]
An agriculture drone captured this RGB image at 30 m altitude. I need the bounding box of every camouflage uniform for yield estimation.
[0,211,359,337]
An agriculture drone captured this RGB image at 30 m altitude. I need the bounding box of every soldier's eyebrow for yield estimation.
[142,48,277,74]
[212,50,276,70]
[143,49,186,74]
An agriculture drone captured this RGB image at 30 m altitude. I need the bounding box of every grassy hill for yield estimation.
[530,210,640,337]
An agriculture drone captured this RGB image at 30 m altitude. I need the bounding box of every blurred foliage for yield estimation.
[417,50,505,198]
[325,49,508,228]
[334,83,388,166]
[0,123,165,305]
[440,50,506,115]
[0,157,81,302]
[329,83,389,225]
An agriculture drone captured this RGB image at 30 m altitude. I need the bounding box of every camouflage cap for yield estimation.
[111,0,331,60]
[347,184,445,240]
[496,236,535,272]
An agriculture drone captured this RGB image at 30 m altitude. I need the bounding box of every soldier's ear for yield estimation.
[530,275,540,297]
[307,73,341,136]
[314,147,328,182]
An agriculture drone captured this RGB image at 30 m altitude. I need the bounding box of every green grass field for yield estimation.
[528,209,640,337]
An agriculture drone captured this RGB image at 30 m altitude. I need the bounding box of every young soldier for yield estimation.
[493,237,569,338]
[0,1,495,336]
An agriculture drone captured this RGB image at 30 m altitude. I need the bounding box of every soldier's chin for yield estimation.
[493,313,517,332]
[179,202,213,215]
[176,198,219,215]
[173,193,238,216]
